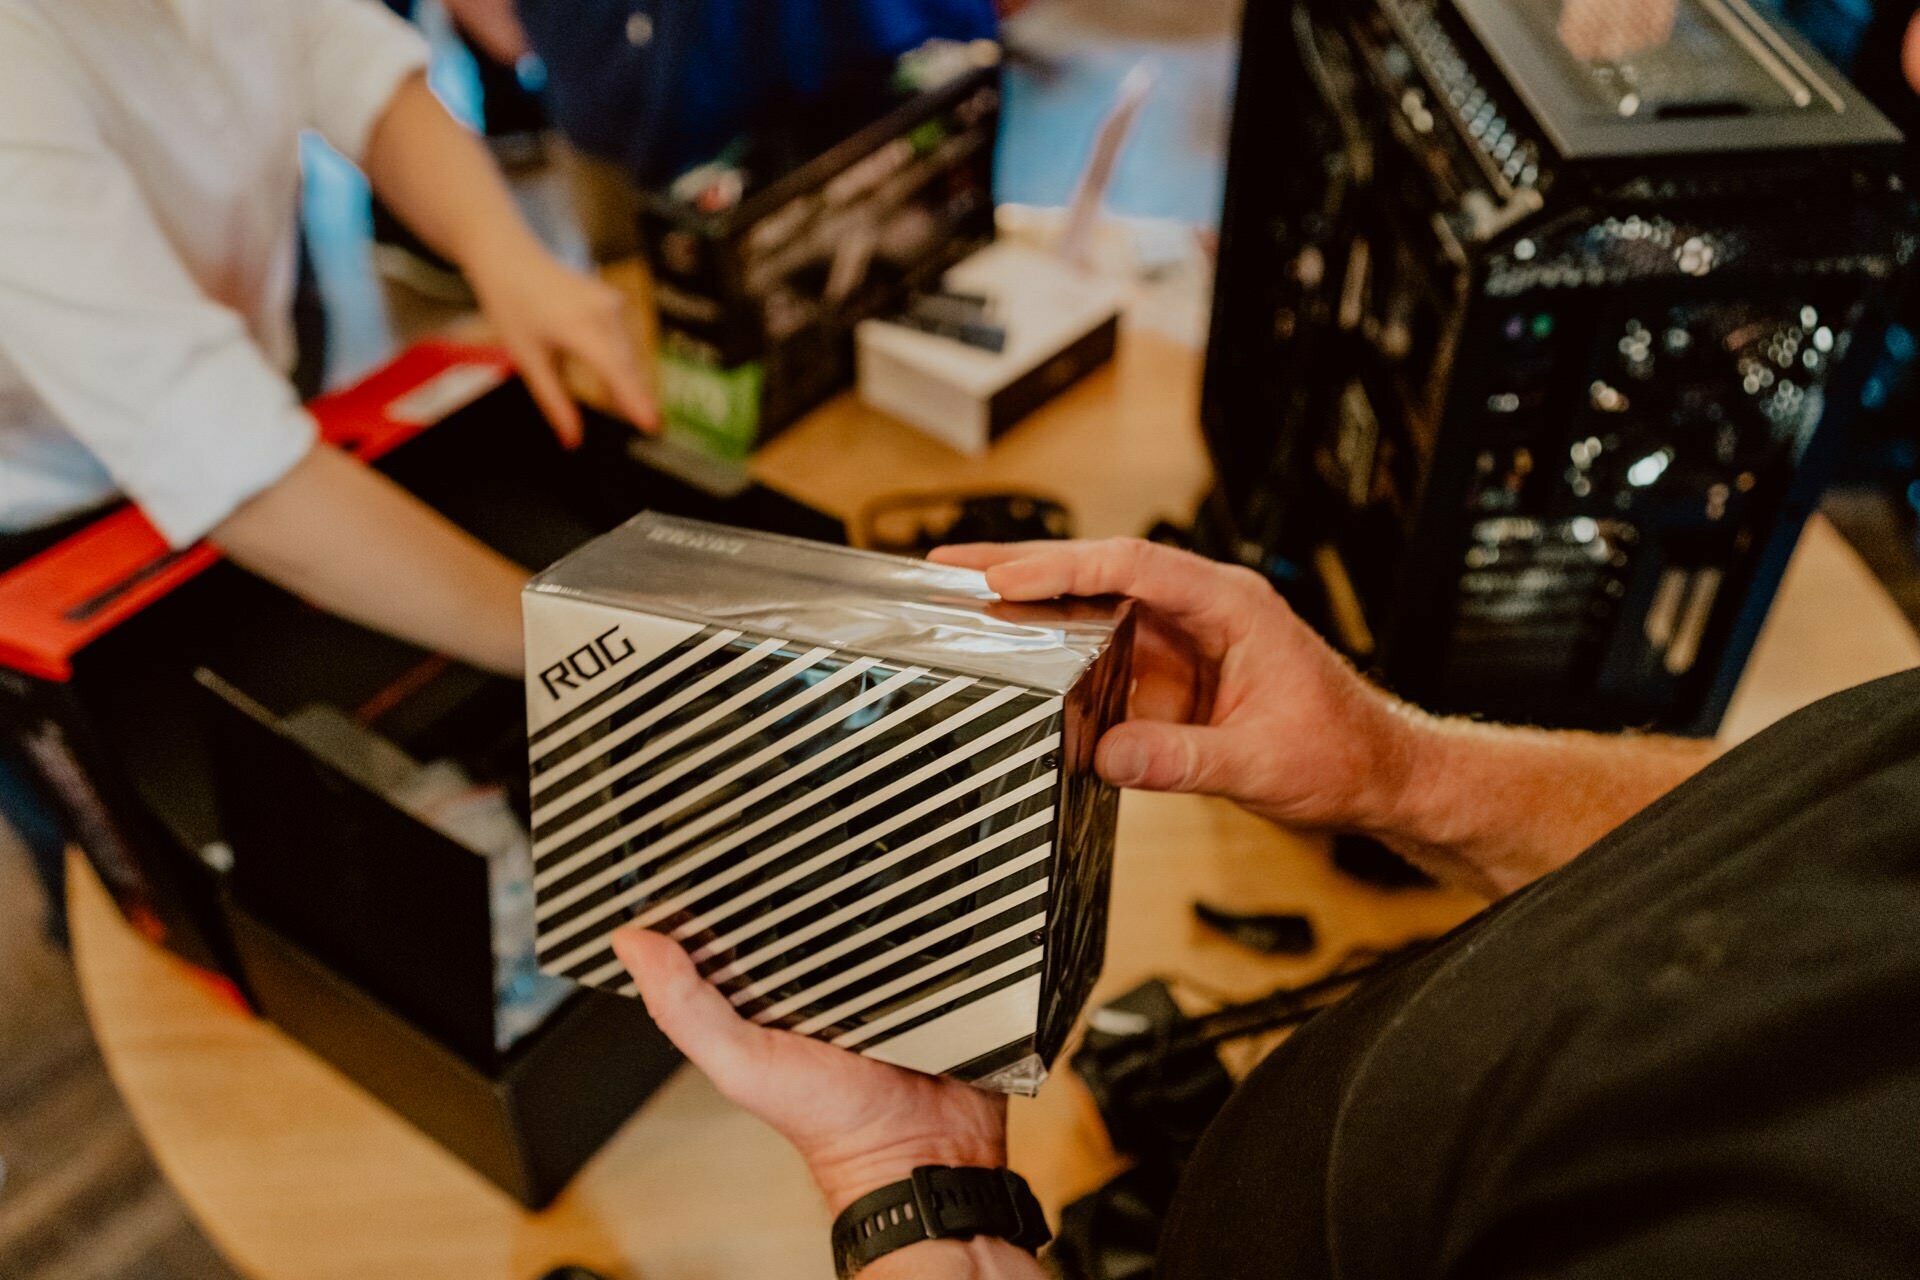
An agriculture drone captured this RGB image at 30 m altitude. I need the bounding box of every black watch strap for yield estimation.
[830,1166,1051,1277]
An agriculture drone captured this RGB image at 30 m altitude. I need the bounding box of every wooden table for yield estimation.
[69,317,1920,1279]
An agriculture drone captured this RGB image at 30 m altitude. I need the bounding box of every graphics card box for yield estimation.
[640,47,1001,461]
[856,241,1123,454]
[523,514,1132,1094]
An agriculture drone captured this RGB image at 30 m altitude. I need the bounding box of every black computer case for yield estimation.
[1202,0,1914,733]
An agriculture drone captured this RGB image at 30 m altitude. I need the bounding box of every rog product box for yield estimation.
[523,514,1134,1094]
[641,42,1002,462]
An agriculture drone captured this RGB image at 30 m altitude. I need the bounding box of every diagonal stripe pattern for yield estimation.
[527,624,1068,1077]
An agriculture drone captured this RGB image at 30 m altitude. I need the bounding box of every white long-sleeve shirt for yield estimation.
[0,0,427,546]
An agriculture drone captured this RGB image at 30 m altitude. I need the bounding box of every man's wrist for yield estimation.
[1368,705,1454,847]
[813,1137,1010,1218]
[1350,703,1513,895]
[859,1236,1045,1279]
[829,1167,1049,1279]
[1345,694,1447,843]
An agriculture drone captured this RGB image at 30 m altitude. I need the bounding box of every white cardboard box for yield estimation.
[856,241,1122,455]
[522,513,1135,1093]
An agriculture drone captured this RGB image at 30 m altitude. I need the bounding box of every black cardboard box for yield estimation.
[229,905,679,1209]
[0,342,845,1203]
[0,343,841,990]
[0,344,535,991]
[642,53,1002,460]
[199,660,530,1067]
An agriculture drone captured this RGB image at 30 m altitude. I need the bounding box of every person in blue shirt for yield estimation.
[516,0,1005,187]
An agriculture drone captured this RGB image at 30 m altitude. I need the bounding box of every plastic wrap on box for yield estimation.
[523,514,1132,1093]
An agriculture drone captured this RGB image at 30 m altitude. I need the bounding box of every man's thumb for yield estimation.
[612,926,762,1091]
[1095,722,1232,795]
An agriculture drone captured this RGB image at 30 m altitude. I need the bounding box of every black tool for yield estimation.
[861,491,1073,556]
[1331,834,1436,891]
[1056,945,1437,1279]
[1051,1165,1172,1280]
[888,306,1007,353]
[1193,901,1317,955]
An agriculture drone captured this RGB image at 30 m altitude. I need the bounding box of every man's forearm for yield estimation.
[861,1239,1047,1279]
[212,444,526,677]
[360,72,545,274]
[1373,714,1717,897]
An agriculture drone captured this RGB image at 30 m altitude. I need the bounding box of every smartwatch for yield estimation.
[830,1166,1052,1277]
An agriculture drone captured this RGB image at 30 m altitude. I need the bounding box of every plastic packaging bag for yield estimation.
[523,514,1132,1093]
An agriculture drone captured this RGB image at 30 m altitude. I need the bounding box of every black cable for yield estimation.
[1082,939,1437,1097]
